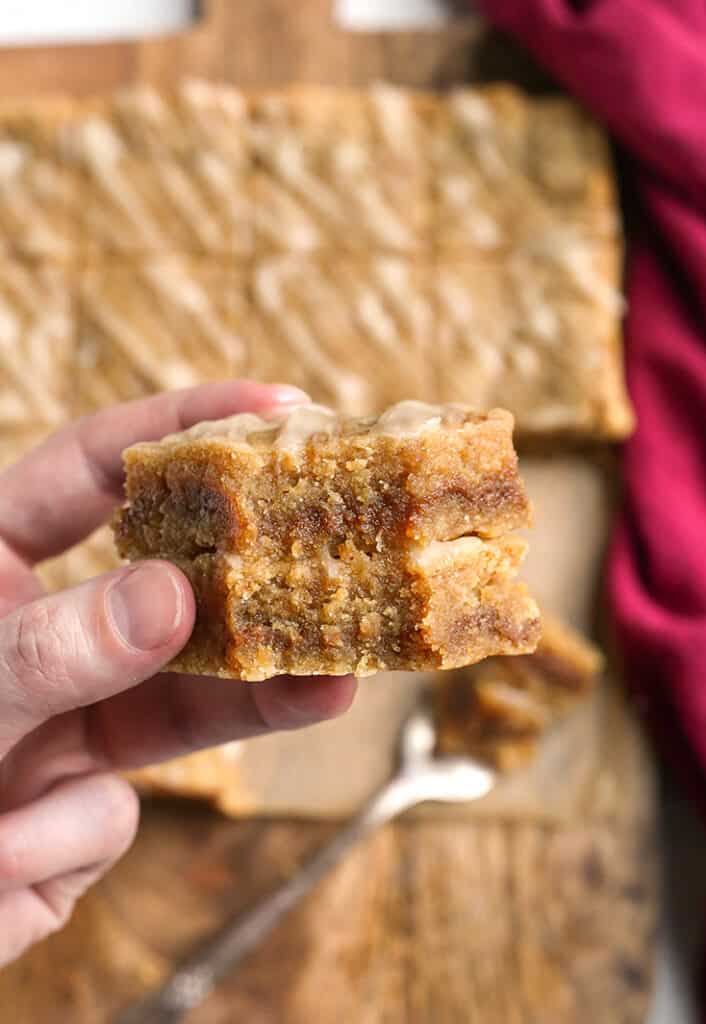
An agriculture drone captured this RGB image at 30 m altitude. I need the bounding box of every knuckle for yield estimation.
[8,598,91,716]
[10,601,79,714]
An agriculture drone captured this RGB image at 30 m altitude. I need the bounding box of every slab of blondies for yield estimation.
[113,401,540,681]
[435,612,603,770]
[0,81,632,444]
[251,84,433,254]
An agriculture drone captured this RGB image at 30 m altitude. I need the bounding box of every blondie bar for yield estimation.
[435,242,632,438]
[113,402,540,681]
[76,256,249,413]
[248,255,432,414]
[0,261,73,429]
[432,86,618,254]
[252,86,431,253]
[64,81,253,257]
[0,99,79,261]
[435,612,602,770]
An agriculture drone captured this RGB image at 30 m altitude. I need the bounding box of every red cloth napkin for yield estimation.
[476,0,706,808]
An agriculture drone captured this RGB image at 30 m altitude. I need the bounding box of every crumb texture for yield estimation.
[114,401,540,680]
[435,612,603,769]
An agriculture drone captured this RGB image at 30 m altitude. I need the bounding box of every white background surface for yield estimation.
[0,0,197,46]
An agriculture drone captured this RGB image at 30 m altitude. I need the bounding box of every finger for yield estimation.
[0,379,308,566]
[0,541,44,619]
[0,774,137,968]
[0,869,107,968]
[0,561,194,756]
[1,673,358,808]
[89,671,360,768]
[0,773,138,894]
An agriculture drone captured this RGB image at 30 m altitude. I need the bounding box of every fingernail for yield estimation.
[270,385,310,405]
[107,564,183,652]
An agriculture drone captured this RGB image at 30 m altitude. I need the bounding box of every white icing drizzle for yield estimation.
[81,260,245,402]
[180,78,247,122]
[148,400,472,451]
[253,259,366,407]
[255,178,322,250]
[348,180,415,249]
[451,92,509,181]
[369,84,419,156]
[74,117,126,164]
[143,262,245,363]
[369,400,454,437]
[268,136,348,224]
[273,404,340,447]
[0,141,27,179]
[0,263,70,425]
[152,161,226,249]
[195,152,253,233]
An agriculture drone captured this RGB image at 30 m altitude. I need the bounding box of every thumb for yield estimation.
[0,561,194,756]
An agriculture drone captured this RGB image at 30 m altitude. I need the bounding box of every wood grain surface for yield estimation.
[2,802,658,1024]
[0,3,657,1022]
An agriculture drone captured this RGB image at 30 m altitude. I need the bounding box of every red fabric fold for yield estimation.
[473,3,706,801]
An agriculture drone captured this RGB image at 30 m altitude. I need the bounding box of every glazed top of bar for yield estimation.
[128,401,513,454]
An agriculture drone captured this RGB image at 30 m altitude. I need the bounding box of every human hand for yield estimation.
[0,381,357,967]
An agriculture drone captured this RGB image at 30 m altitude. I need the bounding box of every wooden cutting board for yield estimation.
[0,3,658,1022]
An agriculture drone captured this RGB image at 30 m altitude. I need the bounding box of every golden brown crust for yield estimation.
[435,242,633,440]
[114,402,539,680]
[63,82,253,257]
[0,98,80,261]
[75,256,249,414]
[435,612,603,770]
[0,262,74,430]
[248,254,433,416]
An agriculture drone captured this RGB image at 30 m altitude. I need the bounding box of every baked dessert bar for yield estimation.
[249,255,432,415]
[64,81,253,256]
[76,257,249,413]
[0,261,73,430]
[252,86,430,253]
[435,612,603,770]
[0,99,79,260]
[113,402,540,681]
[432,86,619,254]
[435,243,633,438]
[366,84,433,252]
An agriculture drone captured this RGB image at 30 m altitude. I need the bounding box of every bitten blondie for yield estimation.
[435,612,603,770]
[113,401,540,681]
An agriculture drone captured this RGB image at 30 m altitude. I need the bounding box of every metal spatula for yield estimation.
[115,698,496,1024]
